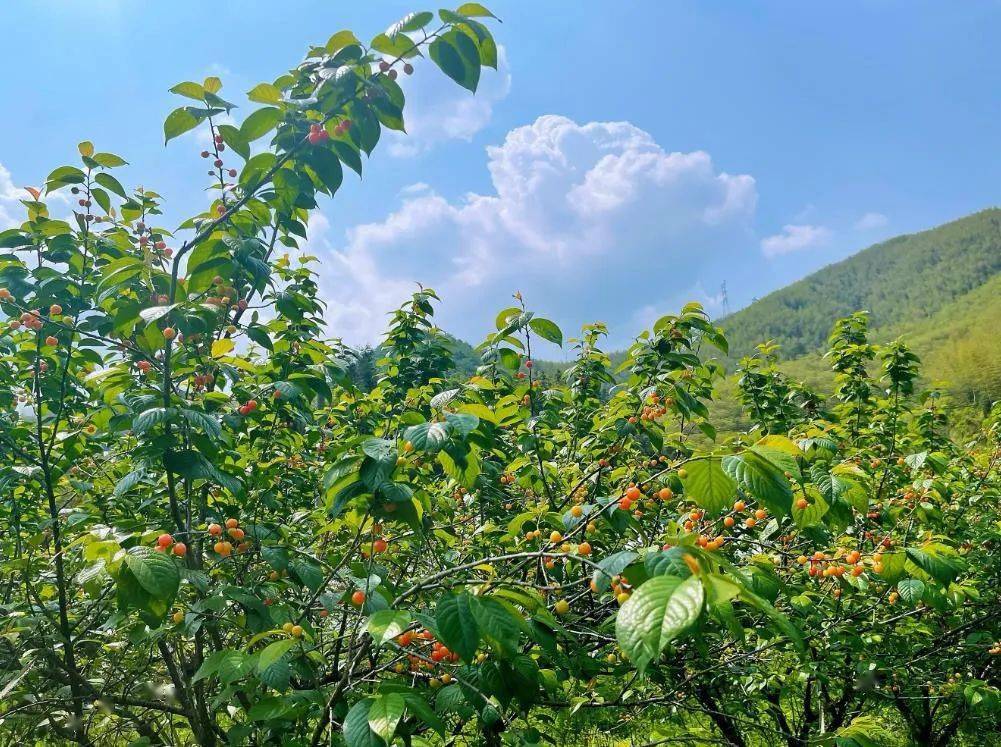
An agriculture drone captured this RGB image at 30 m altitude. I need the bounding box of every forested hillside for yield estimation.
[720,208,1001,360]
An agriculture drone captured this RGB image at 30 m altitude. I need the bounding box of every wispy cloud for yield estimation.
[760,223,831,258]
[854,211,888,230]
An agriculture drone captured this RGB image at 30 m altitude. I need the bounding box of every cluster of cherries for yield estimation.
[154,533,187,557]
[396,629,460,670]
[639,392,674,421]
[377,60,415,81]
[200,133,238,178]
[6,305,55,332]
[307,119,354,145]
[237,399,259,417]
[208,517,249,556]
[136,222,173,259]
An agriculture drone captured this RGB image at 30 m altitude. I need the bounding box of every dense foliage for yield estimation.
[1,8,999,746]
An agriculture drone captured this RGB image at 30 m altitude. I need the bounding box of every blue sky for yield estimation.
[1,1,998,351]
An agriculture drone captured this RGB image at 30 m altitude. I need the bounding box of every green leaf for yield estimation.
[326,30,361,54]
[217,124,250,160]
[94,172,128,199]
[367,609,412,646]
[371,33,422,59]
[133,407,171,435]
[164,107,201,144]
[193,649,251,684]
[444,411,478,437]
[682,457,737,514]
[388,11,434,37]
[429,30,480,93]
[616,575,704,674]
[457,3,497,17]
[368,693,406,743]
[591,550,639,592]
[528,317,563,346]
[92,152,128,168]
[896,578,925,605]
[791,488,829,528]
[241,107,282,142]
[905,544,964,585]
[722,451,793,517]
[123,546,180,599]
[247,83,283,105]
[472,596,523,656]
[436,592,480,661]
[258,639,297,671]
[306,147,343,195]
[169,81,206,101]
[248,696,291,721]
[403,421,451,453]
[343,699,381,747]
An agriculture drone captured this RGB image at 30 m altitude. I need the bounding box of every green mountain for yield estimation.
[716,208,1001,417]
[720,208,1001,361]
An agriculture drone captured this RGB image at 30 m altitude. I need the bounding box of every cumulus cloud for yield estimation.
[760,224,831,258]
[386,46,512,157]
[855,211,888,230]
[312,115,757,346]
[0,162,25,229]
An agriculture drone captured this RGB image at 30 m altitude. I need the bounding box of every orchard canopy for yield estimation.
[0,6,998,747]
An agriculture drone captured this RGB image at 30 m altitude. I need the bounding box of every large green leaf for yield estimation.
[682,457,737,514]
[241,107,282,142]
[905,544,964,585]
[164,107,201,143]
[722,451,793,517]
[343,699,381,747]
[896,578,926,605]
[615,575,704,674]
[367,609,412,646]
[436,592,480,661]
[123,547,180,599]
[368,693,405,743]
[403,421,451,453]
[258,639,297,672]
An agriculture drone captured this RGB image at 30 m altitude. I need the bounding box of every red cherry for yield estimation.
[157,533,173,548]
[228,169,237,177]
[201,150,210,158]
[308,131,323,145]
[172,542,187,557]
[388,69,398,80]
[214,159,223,168]
[404,63,414,75]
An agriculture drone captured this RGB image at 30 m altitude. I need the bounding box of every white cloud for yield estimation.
[855,211,888,230]
[0,162,26,229]
[312,115,757,346]
[760,224,831,258]
[386,46,512,157]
